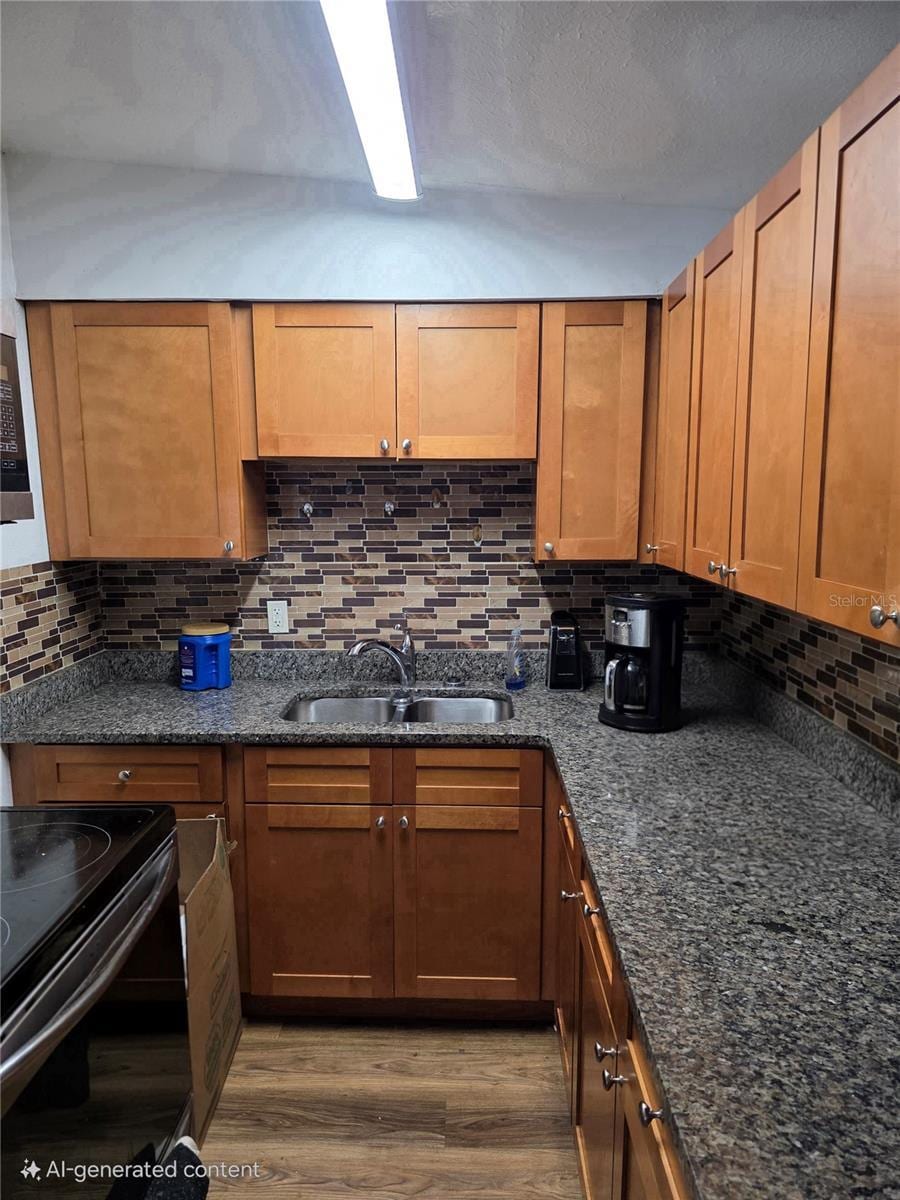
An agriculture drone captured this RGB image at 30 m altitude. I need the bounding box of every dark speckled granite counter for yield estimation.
[3,656,899,1200]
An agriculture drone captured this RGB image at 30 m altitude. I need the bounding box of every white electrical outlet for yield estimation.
[266,600,290,635]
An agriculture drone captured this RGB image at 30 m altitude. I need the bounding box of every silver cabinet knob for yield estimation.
[401,438,412,453]
[117,769,132,783]
[557,807,571,822]
[870,605,900,629]
[594,1042,616,1063]
[379,438,390,454]
[638,1100,664,1126]
[544,542,555,554]
[583,903,602,918]
[223,540,235,553]
[560,890,583,902]
[375,816,386,829]
[719,564,737,579]
[602,1069,626,1091]
[399,815,410,830]
[645,544,659,554]
[707,560,722,575]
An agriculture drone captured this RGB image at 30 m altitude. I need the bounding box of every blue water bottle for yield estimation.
[178,623,232,691]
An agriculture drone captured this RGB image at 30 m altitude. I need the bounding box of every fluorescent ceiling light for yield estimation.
[320,0,420,201]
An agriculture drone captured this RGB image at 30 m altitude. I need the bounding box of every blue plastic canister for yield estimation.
[178,623,232,691]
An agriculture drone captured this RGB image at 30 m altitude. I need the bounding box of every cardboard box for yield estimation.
[177,818,243,1143]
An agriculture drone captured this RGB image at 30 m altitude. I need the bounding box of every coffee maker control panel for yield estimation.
[605,606,651,648]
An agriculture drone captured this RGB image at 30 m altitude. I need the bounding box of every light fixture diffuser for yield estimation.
[320,0,420,201]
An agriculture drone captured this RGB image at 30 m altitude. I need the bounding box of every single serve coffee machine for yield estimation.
[598,594,684,732]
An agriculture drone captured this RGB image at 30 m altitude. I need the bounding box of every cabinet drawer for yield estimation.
[394,747,543,807]
[31,745,224,804]
[244,746,392,805]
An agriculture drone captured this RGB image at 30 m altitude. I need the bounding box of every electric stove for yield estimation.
[1,805,191,1199]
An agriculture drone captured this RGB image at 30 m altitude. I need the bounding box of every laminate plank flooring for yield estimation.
[203,1020,582,1199]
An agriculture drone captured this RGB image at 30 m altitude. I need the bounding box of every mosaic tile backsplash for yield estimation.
[1,462,897,766]
[1,561,103,692]
[720,593,899,762]
[98,463,720,654]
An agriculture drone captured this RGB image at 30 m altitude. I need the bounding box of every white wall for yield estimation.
[4,153,731,301]
[1,157,51,804]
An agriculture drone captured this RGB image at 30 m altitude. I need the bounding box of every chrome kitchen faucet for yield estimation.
[347,623,416,688]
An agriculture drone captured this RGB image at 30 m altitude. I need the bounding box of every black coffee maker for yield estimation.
[598,594,684,732]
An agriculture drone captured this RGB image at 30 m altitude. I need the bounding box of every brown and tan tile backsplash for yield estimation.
[100,463,720,653]
[0,560,103,692]
[720,592,900,762]
[1,463,897,769]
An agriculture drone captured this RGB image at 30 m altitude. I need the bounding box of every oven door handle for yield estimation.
[0,838,178,1098]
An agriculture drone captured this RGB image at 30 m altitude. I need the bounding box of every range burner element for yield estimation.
[1,822,113,893]
[0,805,175,986]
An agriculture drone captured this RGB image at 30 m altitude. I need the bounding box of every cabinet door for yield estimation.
[27,302,252,559]
[393,804,542,1001]
[684,218,744,581]
[729,134,819,607]
[651,266,695,571]
[253,303,396,457]
[575,925,621,1200]
[618,1035,688,1200]
[556,836,581,1102]
[396,303,539,459]
[245,803,393,998]
[798,49,900,642]
[537,302,647,562]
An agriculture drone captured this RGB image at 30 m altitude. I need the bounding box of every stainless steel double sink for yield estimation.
[283,692,513,725]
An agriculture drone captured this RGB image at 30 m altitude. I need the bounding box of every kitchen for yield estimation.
[0,2,898,1198]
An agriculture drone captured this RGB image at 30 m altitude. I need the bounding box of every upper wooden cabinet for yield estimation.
[798,49,900,643]
[252,301,539,461]
[537,301,648,562]
[726,134,819,609]
[396,303,539,459]
[26,302,267,561]
[253,302,397,458]
[650,267,695,571]
[683,217,744,582]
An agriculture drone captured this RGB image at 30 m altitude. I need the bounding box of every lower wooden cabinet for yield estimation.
[556,819,581,1097]
[244,745,544,1002]
[575,918,622,1200]
[393,802,542,1000]
[245,802,394,998]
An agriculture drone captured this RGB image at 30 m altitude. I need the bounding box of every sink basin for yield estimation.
[400,696,514,723]
[283,696,395,723]
[282,692,513,725]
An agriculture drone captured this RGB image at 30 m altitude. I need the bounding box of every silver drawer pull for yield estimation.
[560,890,583,902]
[707,560,722,575]
[639,1100,664,1126]
[583,903,601,918]
[117,769,132,783]
[399,815,410,830]
[594,1042,615,1063]
[602,1069,626,1091]
[375,816,386,829]
[645,544,659,554]
[557,807,571,822]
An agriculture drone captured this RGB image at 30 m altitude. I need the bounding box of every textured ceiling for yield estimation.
[1,1,897,208]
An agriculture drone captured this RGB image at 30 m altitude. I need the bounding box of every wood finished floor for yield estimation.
[203,1020,582,1199]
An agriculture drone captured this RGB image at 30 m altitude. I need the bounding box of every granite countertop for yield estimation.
[4,667,899,1200]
